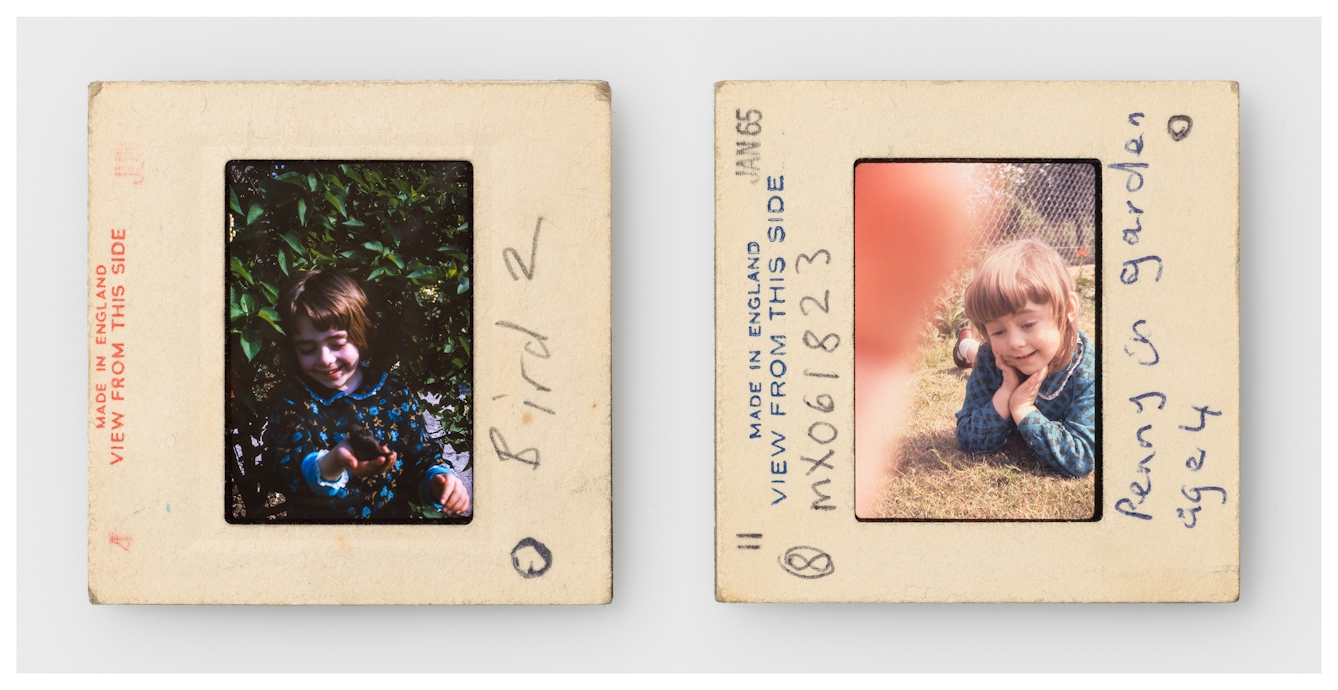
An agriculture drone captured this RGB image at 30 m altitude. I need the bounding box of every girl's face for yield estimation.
[983,294,1077,376]
[292,314,363,392]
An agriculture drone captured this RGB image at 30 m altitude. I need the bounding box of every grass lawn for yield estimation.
[873,265,1098,520]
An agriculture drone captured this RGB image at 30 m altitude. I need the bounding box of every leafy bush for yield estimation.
[927,267,974,343]
[225,161,473,518]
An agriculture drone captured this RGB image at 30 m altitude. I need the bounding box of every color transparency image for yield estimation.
[225,160,474,523]
[854,160,1099,521]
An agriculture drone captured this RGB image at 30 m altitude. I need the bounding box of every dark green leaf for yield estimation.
[228,187,243,216]
[457,276,470,294]
[407,267,435,280]
[343,166,368,188]
[367,266,390,282]
[362,241,384,252]
[342,218,365,227]
[280,231,304,255]
[325,190,346,217]
[298,198,307,226]
[229,257,254,285]
[239,292,257,315]
[387,252,405,270]
[307,173,318,192]
[246,204,264,225]
[277,250,289,276]
[257,306,285,335]
[324,175,348,197]
[240,330,261,361]
[259,281,279,305]
[275,171,307,187]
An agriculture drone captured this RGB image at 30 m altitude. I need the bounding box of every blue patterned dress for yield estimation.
[955,329,1096,478]
[261,367,457,520]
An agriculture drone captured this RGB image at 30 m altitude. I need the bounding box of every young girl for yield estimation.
[260,269,471,520]
[952,239,1095,478]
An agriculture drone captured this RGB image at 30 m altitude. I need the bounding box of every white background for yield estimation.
[16,17,1319,672]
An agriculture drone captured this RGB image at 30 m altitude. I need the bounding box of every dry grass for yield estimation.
[874,264,1097,520]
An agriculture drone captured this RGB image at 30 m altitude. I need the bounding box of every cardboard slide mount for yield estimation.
[88,81,612,604]
[714,81,1239,602]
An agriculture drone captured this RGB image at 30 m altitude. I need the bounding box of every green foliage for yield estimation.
[925,258,983,343]
[225,161,473,467]
[1074,269,1097,305]
[928,272,971,341]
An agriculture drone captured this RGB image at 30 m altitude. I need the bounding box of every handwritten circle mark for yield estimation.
[1167,115,1193,142]
[511,537,553,579]
[778,546,834,580]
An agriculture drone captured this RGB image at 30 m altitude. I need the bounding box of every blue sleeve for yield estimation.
[1015,373,1097,478]
[955,343,1014,453]
[300,451,349,496]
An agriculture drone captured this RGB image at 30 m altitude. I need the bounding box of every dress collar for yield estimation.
[1037,330,1089,401]
[299,367,388,406]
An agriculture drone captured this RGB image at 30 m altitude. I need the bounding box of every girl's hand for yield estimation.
[1009,363,1049,425]
[318,440,396,481]
[992,352,1021,420]
[431,472,471,515]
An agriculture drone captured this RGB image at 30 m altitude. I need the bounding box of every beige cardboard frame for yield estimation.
[88,81,611,604]
[714,81,1239,602]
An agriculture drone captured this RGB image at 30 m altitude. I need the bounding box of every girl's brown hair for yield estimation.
[278,269,374,352]
[963,239,1080,369]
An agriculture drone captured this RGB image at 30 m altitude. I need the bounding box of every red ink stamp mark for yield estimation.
[109,532,133,551]
[114,144,144,186]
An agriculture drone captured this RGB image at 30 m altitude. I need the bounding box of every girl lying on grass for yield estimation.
[951,239,1095,478]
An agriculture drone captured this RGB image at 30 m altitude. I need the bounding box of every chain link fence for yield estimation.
[924,161,1098,340]
[964,161,1097,266]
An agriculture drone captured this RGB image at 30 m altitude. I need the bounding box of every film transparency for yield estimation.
[88,81,612,604]
[715,81,1238,602]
